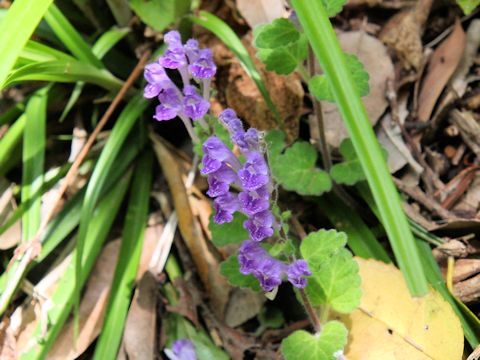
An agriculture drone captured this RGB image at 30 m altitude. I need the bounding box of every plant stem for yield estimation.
[299,288,321,333]
[292,0,429,296]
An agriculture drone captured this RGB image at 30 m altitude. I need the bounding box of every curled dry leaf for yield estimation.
[236,0,285,28]
[322,30,394,148]
[341,257,464,359]
[224,32,304,142]
[418,19,466,123]
[451,259,480,283]
[454,272,480,303]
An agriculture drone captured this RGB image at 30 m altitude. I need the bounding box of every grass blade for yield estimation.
[21,87,48,241]
[18,40,76,66]
[44,4,104,68]
[0,114,26,176]
[191,11,280,125]
[291,0,428,296]
[3,60,124,92]
[19,171,133,360]
[93,151,153,360]
[0,0,54,88]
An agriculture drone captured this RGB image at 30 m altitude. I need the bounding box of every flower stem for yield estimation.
[180,115,199,143]
[299,288,321,333]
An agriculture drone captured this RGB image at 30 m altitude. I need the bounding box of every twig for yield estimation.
[0,51,151,316]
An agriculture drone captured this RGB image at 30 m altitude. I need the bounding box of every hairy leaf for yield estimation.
[254,18,300,49]
[309,54,369,102]
[220,255,260,291]
[456,0,480,14]
[281,321,348,360]
[209,212,249,247]
[129,0,191,32]
[321,0,347,17]
[300,229,347,270]
[330,138,365,185]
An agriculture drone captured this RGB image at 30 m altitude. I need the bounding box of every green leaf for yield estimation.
[281,321,348,360]
[129,0,191,32]
[257,35,308,75]
[254,18,300,49]
[305,249,361,313]
[300,229,347,270]
[164,313,229,360]
[301,229,361,313]
[321,0,347,17]
[220,255,260,291]
[330,138,365,185]
[0,0,54,88]
[309,54,369,102]
[270,141,332,196]
[456,0,480,14]
[209,212,248,247]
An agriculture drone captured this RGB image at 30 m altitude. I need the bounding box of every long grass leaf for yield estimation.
[191,11,280,125]
[93,151,153,360]
[0,0,54,88]
[291,0,428,296]
[19,171,132,360]
[0,115,26,176]
[44,4,104,68]
[3,60,123,92]
[22,87,48,241]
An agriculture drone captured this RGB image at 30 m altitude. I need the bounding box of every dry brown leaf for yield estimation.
[0,180,20,250]
[236,0,285,28]
[323,30,394,148]
[123,272,157,360]
[451,259,480,283]
[341,257,464,360]
[48,240,121,359]
[418,19,466,122]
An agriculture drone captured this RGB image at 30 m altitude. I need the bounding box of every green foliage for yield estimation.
[253,18,308,75]
[330,138,365,185]
[266,130,331,196]
[129,0,191,32]
[164,313,229,360]
[456,0,480,14]
[281,321,348,360]
[301,230,361,313]
[220,255,261,291]
[309,54,369,102]
[321,0,348,17]
[209,212,248,247]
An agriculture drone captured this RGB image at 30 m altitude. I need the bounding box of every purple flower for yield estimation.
[238,240,267,274]
[244,210,274,241]
[232,128,260,154]
[214,192,239,224]
[238,189,270,216]
[238,152,269,191]
[153,88,182,121]
[165,339,197,360]
[159,31,187,69]
[143,62,173,98]
[183,85,210,120]
[185,39,200,63]
[188,48,217,78]
[201,137,240,174]
[206,164,238,197]
[219,109,244,134]
[286,260,312,288]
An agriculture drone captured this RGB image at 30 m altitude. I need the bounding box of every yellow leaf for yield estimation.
[340,258,463,360]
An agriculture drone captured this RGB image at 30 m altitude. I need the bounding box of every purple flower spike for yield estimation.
[201,137,241,175]
[165,339,197,360]
[160,31,187,69]
[239,190,270,216]
[183,85,210,120]
[153,88,182,121]
[188,48,217,79]
[244,210,274,241]
[286,260,312,289]
[219,109,244,134]
[214,192,239,224]
[238,152,269,191]
[238,240,266,274]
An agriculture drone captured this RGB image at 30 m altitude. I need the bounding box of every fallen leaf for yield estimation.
[236,0,285,28]
[0,179,20,250]
[341,257,464,359]
[418,19,466,122]
[48,240,121,359]
[322,31,394,147]
[123,272,157,360]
